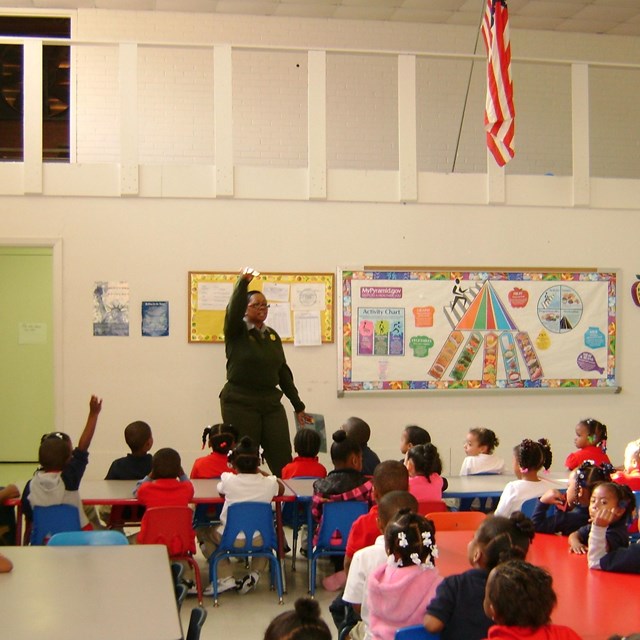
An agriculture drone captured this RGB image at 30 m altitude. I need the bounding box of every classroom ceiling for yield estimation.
[1,0,640,37]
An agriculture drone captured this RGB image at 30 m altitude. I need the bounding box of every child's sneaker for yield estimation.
[216,576,239,593]
[237,571,260,595]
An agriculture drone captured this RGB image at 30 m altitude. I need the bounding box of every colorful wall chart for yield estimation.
[339,269,617,393]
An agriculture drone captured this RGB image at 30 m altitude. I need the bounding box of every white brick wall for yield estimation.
[70,8,640,178]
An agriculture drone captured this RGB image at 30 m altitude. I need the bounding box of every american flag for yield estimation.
[482,0,515,166]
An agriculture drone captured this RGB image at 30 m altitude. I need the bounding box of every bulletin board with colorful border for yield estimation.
[189,272,334,343]
[339,268,618,393]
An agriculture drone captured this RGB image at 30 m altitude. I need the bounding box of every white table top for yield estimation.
[0,545,183,640]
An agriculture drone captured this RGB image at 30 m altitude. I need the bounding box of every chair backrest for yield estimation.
[418,500,448,516]
[47,530,129,546]
[426,510,486,531]
[519,498,539,518]
[139,506,196,556]
[31,504,82,545]
[185,606,208,640]
[316,501,369,550]
[395,624,440,639]
[175,582,188,611]
[218,502,278,551]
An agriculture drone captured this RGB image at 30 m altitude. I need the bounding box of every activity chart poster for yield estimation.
[340,269,617,393]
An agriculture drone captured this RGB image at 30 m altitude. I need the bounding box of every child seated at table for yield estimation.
[589,505,640,573]
[342,417,381,476]
[201,436,285,595]
[424,511,535,640]
[482,560,581,639]
[342,490,418,640]
[460,427,505,476]
[399,425,431,462]
[405,443,444,503]
[612,437,640,490]
[135,447,194,509]
[493,438,556,517]
[263,597,331,640]
[532,460,612,535]
[568,481,634,554]
[564,418,611,470]
[190,423,238,479]
[282,427,327,480]
[367,510,442,640]
[21,395,103,539]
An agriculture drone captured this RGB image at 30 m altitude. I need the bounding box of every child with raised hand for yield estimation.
[400,425,431,462]
[190,423,238,479]
[282,427,327,480]
[532,460,613,535]
[367,510,442,640]
[482,560,581,640]
[565,418,611,470]
[425,511,535,640]
[588,504,640,573]
[21,394,103,537]
[568,481,634,554]
[460,427,505,475]
[343,417,381,476]
[263,597,331,640]
[612,438,640,490]
[405,443,444,502]
[493,439,556,517]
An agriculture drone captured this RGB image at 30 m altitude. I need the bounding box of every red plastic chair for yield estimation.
[426,510,486,531]
[138,506,203,604]
[417,500,448,516]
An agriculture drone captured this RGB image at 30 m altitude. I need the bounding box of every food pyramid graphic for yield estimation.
[428,281,544,386]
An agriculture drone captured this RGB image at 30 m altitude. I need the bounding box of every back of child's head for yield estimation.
[385,508,438,569]
[578,418,608,450]
[263,597,331,640]
[373,460,409,497]
[485,560,556,629]
[202,423,238,454]
[377,490,418,529]
[404,425,431,445]
[624,438,640,471]
[124,421,152,455]
[573,460,613,500]
[38,436,71,470]
[469,427,500,454]
[591,481,636,523]
[514,438,552,472]
[475,512,535,571]
[342,416,371,446]
[151,447,182,479]
[406,443,443,478]
[330,430,361,465]
[293,428,321,458]
[228,436,261,473]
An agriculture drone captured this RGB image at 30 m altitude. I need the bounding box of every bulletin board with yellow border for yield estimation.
[189,272,334,343]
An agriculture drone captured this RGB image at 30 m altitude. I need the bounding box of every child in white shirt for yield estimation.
[460,427,505,476]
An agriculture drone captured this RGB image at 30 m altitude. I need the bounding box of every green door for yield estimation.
[0,247,54,461]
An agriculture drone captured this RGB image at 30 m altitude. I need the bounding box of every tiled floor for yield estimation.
[179,540,340,640]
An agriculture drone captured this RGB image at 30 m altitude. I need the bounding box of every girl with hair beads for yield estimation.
[405,443,444,502]
[565,418,611,470]
[482,560,581,639]
[568,481,635,554]
[532,460,613,535]
[494,439,557,517]
[367,510,442,640]
[460,427,505,475]
[190,423,238,479]
[263,597,331,640]
[425,512,535,640]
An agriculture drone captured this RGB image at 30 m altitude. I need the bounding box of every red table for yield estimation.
[435,530,640,640]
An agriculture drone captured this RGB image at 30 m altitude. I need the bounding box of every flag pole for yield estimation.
[451,0,487,173]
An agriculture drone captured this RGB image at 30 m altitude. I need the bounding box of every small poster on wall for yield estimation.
[93,281,129,337]
[142,301,169,337]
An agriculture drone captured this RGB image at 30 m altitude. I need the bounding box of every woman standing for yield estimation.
[219,268,311,477]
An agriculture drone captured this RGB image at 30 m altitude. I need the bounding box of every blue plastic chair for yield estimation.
[208,502,284,606]
[520,497,539,518]
[309,500,368,596]
[395,625,440,639]
[284,476,322,572]
[48,530,129,545]
[31,504,82,545]
[186,606,208,640]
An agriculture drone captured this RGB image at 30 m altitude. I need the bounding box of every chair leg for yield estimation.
[186,556,203,606]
